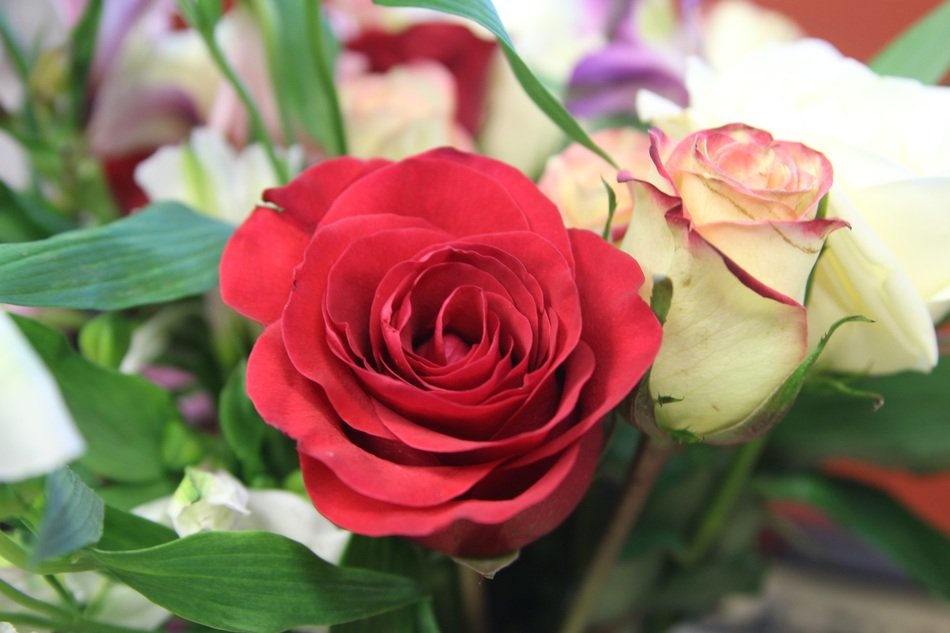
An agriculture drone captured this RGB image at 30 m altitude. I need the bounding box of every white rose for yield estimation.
[638,39,950,374]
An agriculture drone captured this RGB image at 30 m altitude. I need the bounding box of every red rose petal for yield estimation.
[416,148,575,268]
[263,157,389,229]
[250,331,502,508]
[321,156,531,236]
[296,428,499,509]
[299,425,602,557]
[219,207,312,324]
[568,229,661,417]
[321,226,452,361]
[246,323,396,442]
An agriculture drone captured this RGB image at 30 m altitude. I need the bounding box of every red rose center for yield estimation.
[417,331,472,365]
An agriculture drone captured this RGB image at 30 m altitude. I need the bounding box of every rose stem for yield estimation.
[459,565,491,633]
[675,436,767,566]
[559,434,673,633]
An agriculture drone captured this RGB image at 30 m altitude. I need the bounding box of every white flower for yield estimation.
[701,0,802,70]
[164,468,251,537]
[638,39,950,374]
[135,469,350,564]
[134,127,301,225]
[0,312,84,482]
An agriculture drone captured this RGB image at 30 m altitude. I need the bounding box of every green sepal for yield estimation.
[600,177,618,241]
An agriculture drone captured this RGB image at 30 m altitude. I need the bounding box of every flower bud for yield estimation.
[165,468,250,537]
[622,124,846,442]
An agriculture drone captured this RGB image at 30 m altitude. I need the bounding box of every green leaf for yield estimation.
[0,181,75,242]
[219,362,267,479]
[91,531,426,632]
[756,474,950,598]
[600,177,618,241]
[336,536,430,633]
[31,468,104,566]
[768,358,950,471]
[68,0,103,124]
[0,202,234,309]
[249,0,345,154]
[96,478,177,511]
[0,479,44,522]
[97,505,177,552]
[373,0,616,167]
[13,315,179,483]
[870,0,950,84]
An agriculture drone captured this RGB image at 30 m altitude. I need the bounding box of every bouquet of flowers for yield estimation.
[1,1,948,632]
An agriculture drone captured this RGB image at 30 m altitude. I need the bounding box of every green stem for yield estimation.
[0,578,72,620]
[0,532,98,575]
[0,11,40,136]
[0,611,150,633]
[458,566,490,633]
[675,437,767,566]
[559,435,673,633]
[44,574,80,612]
[304,2,347,156]
[189,13,290,184]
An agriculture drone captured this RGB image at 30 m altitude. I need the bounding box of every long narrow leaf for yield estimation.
[373,0,616,167]
[92,531,427,633]
[0,202,233,309]
[870,0,950,83]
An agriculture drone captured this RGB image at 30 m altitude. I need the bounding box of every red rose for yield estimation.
[220,149,661,557]
[347,23,496,135]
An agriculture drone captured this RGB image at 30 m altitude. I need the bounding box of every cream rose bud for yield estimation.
[638,39,950,374]
[661,124,839,303]
[538,128,664,239]
[622,124,845,442]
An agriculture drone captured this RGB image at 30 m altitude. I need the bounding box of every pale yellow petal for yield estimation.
[649,234,807,436]
[808,191,938,374]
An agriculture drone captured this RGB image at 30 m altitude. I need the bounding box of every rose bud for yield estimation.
[638,40,950,375]
[622,124,845,443]
[220,148,661,557]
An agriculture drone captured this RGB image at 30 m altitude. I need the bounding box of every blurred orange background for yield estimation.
[750,0,945,63]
